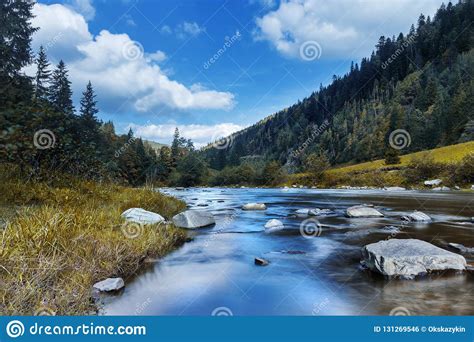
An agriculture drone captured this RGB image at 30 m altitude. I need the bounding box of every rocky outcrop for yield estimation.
[362,239,466,278]
[242,203,267,210]
[121,208,165,225]
[93,277,125,292]
[346,205,384,218]
[172,210,215,229]
[401,211,432,222]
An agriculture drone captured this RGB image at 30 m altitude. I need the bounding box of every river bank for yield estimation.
[0,168,187,315]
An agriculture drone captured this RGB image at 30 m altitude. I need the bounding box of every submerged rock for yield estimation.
[362,239,466,278]
[264,219,284,232]
[424,179,442,186]
[255,257,269,266]
[309,208,333,216]
[242,203,267,210]
[401,211,432,222]
[121,208,165,225]
[346,205,383,218]
[449,243,474,255]
[172,210,215,229]
[93,277,125,292]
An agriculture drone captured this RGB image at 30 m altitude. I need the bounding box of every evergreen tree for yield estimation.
[33,46,51,101]
[49,60,74,115]
[0,0,37,108]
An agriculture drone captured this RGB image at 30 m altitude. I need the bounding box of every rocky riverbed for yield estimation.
[101,187,474,315]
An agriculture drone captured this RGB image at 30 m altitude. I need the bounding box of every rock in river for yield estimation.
[401,211,432,222]
[93,277,125,292]
[346,205,383,218]
[242,203,267,210]
[362,239,466,278]
[264,219,284,232]
[449,243,474,255]
[424,179,442,186]
[121,208,165,225]
[384,186,406,191]
[255,257,270,266]
[172,210,215,229]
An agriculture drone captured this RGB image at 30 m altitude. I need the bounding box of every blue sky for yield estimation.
[29,0,442,146]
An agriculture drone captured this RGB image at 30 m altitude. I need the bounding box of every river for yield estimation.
[102,188,474,315]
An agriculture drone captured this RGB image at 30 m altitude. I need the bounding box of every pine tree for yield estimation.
[79,81,99,121]
[49,60,74,115]
[78,81,102,163]
[33,46,51,101]
[171,127,181,166]
[0,0,37,108]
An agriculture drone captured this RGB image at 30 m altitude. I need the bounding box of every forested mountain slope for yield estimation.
[203,1,474,171]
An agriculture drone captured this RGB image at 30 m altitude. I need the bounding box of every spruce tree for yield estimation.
[33,46,51,101]
[49,60,74,115]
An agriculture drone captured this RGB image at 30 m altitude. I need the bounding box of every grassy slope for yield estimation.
[288,141,474,187]
[329,141,474,175]
[0,168,187,315]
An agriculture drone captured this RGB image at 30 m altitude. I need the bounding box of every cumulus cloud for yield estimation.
[255,0,441,60]
[29,3,234,112]
[129,123,245,147]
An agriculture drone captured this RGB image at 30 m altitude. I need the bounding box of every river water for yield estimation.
[103,188,474,316]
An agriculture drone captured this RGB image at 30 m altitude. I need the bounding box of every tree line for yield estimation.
[0,1,202,186]
[202,0,474,175]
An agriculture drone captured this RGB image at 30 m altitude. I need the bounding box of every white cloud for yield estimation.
[160,21,206,39]
[255,0,441,60]
[29,3,235,112]
[147,50,167,63]
[129,123,245,147]
[65,0,95,21]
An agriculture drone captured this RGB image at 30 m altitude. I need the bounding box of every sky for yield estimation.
[29,0,443,147]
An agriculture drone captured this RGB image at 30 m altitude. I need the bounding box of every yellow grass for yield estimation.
[0,167,187,315]
[328,141,474,175]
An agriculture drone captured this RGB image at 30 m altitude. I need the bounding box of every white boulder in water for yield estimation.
[424,179,442,186]
[264,219,284,232]
[295,209,311,216]
[121,208,165,225]
[401,211,432,222]
[172,210,215,229]
[242,203,267,210]
[346,205,383,218]
[432,186,451,191]
[309,208,333,216]
[93,277,125,292]
[449,243,474,255]
[362,239,466,278]
[384,186,406,191]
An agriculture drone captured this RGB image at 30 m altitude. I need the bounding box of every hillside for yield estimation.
[286,140,474,188]
[202,1,474,172]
